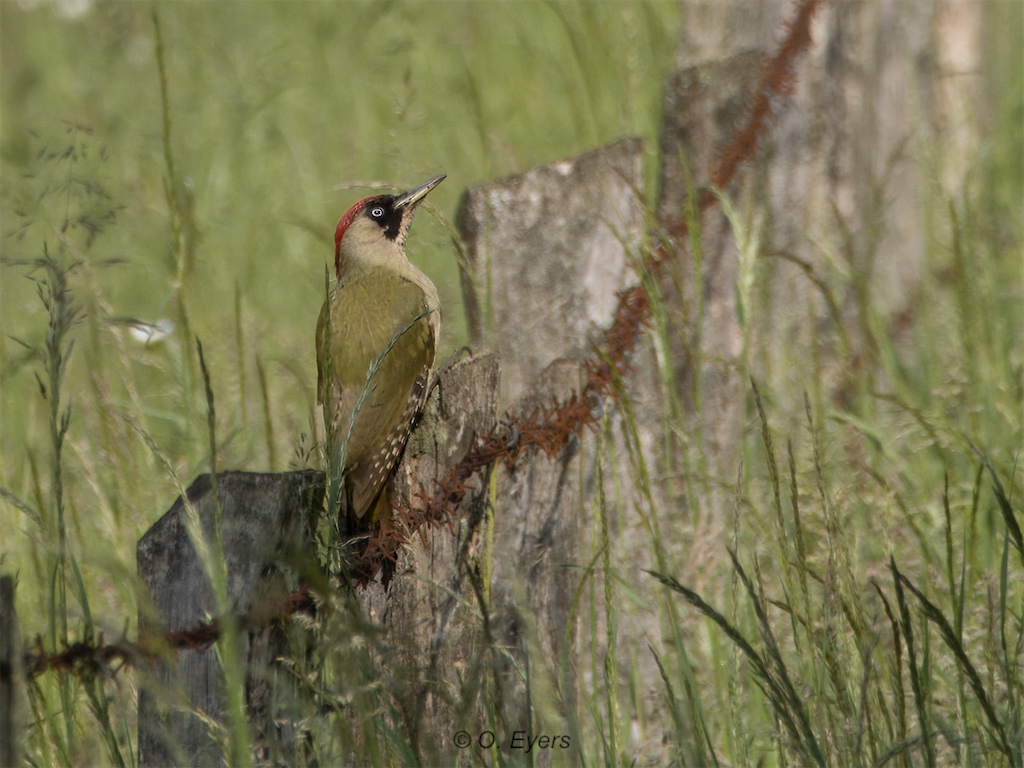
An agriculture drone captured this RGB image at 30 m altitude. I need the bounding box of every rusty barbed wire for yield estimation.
[24,585,318,679]
[20,0,823,676]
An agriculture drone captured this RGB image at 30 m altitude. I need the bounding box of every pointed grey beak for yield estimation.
[394,174,446,209]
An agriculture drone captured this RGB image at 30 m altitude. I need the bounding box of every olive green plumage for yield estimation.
[317,175,443,525]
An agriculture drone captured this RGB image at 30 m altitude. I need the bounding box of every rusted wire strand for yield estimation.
[24,586,318,677]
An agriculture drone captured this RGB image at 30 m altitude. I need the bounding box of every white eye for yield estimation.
[371,206,385,218]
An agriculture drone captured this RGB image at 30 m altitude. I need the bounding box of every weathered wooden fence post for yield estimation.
[456,138,648,743]
[137,470,324,767]
[657,48,763,523]
[1,575,23,768]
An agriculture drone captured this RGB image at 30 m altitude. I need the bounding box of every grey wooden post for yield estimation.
[137,470,324,767]
[458,138,646,405]
[1,575,23,768]
[656,49,764,524]
[456,140,648,744]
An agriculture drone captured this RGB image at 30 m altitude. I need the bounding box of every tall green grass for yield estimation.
[2,1,1022,766]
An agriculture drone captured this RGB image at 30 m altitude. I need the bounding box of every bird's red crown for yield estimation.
[334,197,377,278]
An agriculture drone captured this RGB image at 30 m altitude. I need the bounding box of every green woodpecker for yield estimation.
[316,175,444,526]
